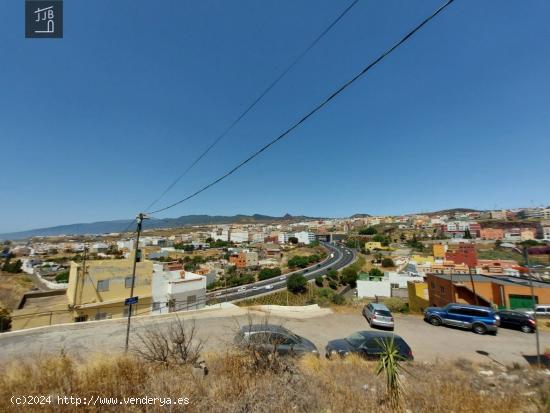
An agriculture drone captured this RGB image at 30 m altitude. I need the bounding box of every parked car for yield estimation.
[497,310,536,333]
[234,324,318,356]
[325,331,413,360]
[362,303,394,330]
[515,305,550,317]
[424,303,500,334]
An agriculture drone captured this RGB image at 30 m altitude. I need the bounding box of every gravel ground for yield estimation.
[1,307,548,366]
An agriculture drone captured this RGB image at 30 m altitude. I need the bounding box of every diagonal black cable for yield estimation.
[147,0,455,215]
[143,0,360,212]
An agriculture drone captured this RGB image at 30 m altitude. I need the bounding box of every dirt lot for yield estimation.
[0,307,548,366]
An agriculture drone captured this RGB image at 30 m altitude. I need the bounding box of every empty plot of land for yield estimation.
[0,308,548,366]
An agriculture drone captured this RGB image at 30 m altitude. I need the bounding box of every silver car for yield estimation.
[362,303,394,330]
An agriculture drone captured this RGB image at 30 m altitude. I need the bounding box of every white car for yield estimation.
[279,276,286,281]
[264,285,273,290]
[237,287,246,292]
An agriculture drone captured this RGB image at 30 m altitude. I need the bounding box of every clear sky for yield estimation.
[1,0,549,233]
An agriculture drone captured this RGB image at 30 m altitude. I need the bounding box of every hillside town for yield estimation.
[0,206,549,331]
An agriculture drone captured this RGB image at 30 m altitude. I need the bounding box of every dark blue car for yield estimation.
[424,303,500,334]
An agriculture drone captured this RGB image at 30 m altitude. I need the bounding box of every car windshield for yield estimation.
[375,310,392,317]
[345,332,366,347]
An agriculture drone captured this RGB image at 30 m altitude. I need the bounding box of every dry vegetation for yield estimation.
[1,350,548,412]
[0,272,33,309]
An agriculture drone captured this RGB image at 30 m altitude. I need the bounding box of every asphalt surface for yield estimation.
[1,308,548,366]
[206,242,356,302]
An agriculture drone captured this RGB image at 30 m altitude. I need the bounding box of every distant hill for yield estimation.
[424,208,481,216]
[0,214,323,240]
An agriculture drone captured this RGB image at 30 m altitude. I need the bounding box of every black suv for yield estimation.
[497,310,536,333]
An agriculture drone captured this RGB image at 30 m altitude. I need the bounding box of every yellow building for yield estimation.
[365,241,388,250]
[67,257,153,322]
[433,243,446,259]
[410,255,434,265]
[407,281,429,312]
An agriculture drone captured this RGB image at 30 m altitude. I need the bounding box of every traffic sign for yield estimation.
[125,296,138,306]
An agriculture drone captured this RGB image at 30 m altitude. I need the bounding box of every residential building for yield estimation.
[480,228,504,240]
[407,281,429,312]
[277,233,289,244]
[67,256,154,322]
[426,273,550,309]
[229,251,259,268]
[357,271,422,298]
[294,231,316,245]
[490,210,507,220]
[230,230,249,243]
[151,262,207,314]
[537,220,550,240]
[432,243,446,259]
[476,259,521,276]
[445,242,477,267]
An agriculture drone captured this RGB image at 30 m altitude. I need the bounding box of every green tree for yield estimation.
[332,294,345,305]
[369,268,384,278]
[464,228,472,239]
[287,273,307,293]
[381,258,395,268]
[327,269,339,281]
[288,236,299,245]
[359,226,378,235]
[314,276,323,287]
[258,267,282,281]
[341,267,358,288]
[328,280,338,290]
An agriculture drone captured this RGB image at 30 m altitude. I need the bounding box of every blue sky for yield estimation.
[1,0,549,233]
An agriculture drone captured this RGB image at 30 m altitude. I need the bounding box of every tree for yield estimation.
[287,273,307,294]
[2,259,22,274]
[288,236,298,245]
[258,267,282,281]
[328,280,338,290]
[341,267,358,288]
[327,269,339,281]
[369,268,384,278]
[315,276,323,287]
[381,258,395,268]
[464,228,472,239]
[359,226,378,235]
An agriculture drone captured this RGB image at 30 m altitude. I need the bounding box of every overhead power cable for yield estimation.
[143,0,360,212]
[147,0,455,215]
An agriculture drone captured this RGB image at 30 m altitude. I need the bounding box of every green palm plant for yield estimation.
[375,336,406,409]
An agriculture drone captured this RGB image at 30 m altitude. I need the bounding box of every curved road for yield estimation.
[206,242,357,302]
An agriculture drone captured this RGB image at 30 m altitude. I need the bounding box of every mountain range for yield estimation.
[0,213,329,240]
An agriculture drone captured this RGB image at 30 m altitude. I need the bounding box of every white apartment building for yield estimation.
[294,231,316,245]
[151,264,207,315]
[230,230,249,243]
[357,271,422,298]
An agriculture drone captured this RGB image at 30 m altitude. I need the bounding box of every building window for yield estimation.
[97,279,110,292]
[125,276,133,289]
[95,312,108,320]
[440,286,445,294]
[152,302,161,311]
[431,282,435,289]
[123,307,136,317]
[391,283,399,289]
[187,295,197,306]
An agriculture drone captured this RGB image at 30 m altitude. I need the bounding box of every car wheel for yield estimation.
[520,325,533,334]
[429,316,441,326]
[473,323,487,335]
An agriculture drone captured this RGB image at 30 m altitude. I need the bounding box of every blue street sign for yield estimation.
[125,296,138,306]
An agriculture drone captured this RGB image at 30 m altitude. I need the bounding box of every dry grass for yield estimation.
[0,350,548,413]
[0,273,33,309]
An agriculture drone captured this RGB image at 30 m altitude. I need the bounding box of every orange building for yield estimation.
[480,228,504,240]
[445,242,477,267]
[426,273,550,309]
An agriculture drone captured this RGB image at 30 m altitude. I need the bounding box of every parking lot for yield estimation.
[1,307,548,366]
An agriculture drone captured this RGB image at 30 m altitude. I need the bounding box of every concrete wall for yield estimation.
[357,279,391,298]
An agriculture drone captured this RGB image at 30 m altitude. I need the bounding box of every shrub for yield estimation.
[0,307,11,333]
[369,268,384,278]
[327,269,339,281]
[287,273,307,294]
[381,258,395,268]
[315,276,323,287]
[328,280,338,290]
[383,297,408,313]
[55,271,69,283]
[331,294,345,305]
[258,267,282,281]
[340,267,358,288]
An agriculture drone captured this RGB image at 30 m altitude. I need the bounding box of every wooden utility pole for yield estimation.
[125,213,145,352]
[523,247,541,367]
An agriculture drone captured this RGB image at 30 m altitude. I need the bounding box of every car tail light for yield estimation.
[390,317,394,322]
[408,349,413,358]
[529,319,536,326]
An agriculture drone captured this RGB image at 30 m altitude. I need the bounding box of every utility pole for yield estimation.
[125,213,145,353]
[523,247,541,367]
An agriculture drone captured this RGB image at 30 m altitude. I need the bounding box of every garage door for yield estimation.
[509,294,538,309]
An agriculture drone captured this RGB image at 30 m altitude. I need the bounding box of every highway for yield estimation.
[205,242,356,302]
